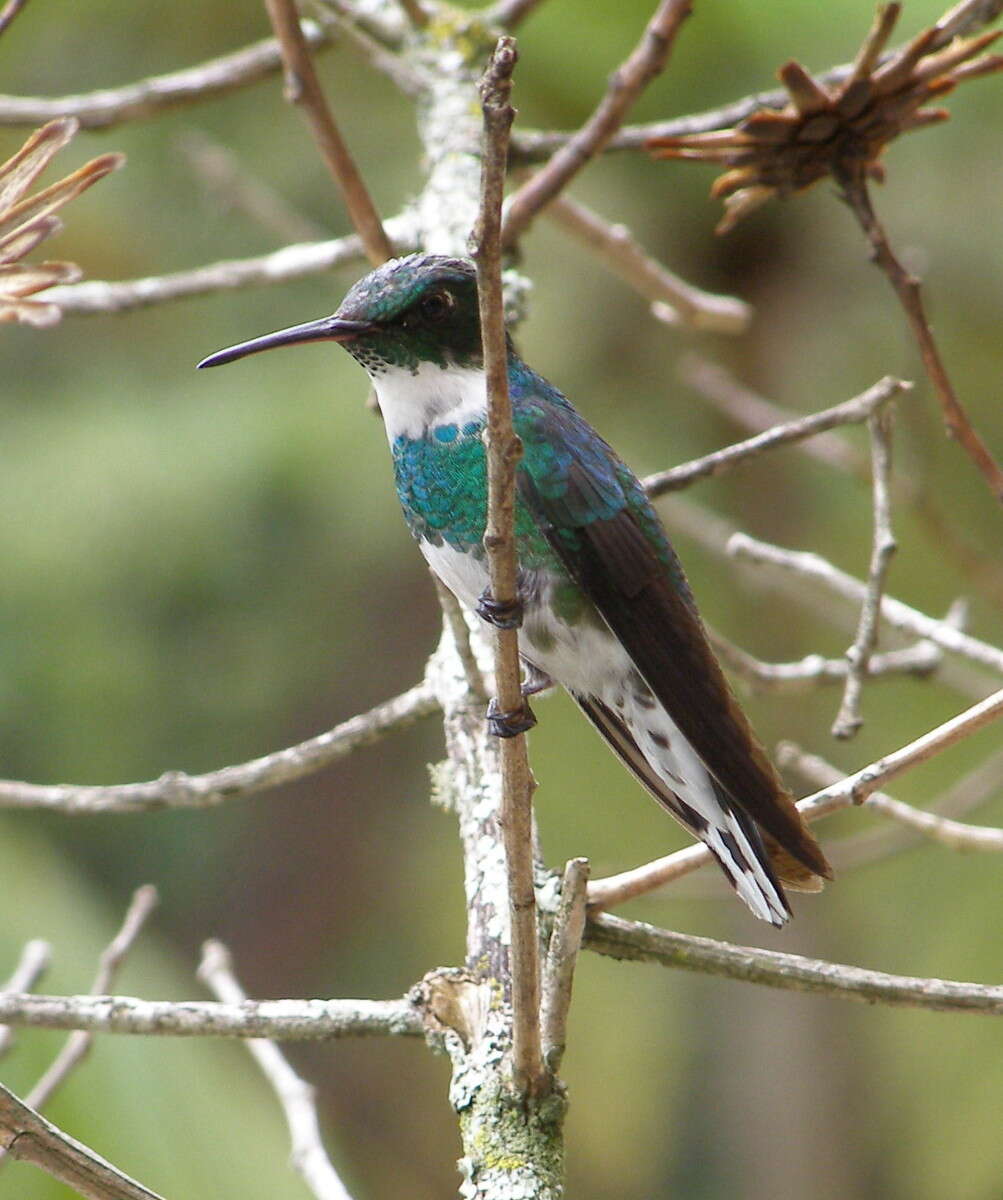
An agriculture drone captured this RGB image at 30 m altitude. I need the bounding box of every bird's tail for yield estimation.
[575,693,793,927]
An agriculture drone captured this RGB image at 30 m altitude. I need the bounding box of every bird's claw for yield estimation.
[521,663,554,697]
[477,588,523,630]
[486,697,537,738]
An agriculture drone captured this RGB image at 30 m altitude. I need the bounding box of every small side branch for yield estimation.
[540,858,589,1073]
[0,994,423,1040]
[0,1082,163,1200]
[199,941,355,1200]
[473,36,547,1099]
[588,686,1003,908]
[644,375,908,497]
[585,912,1003,1015]
[0,941,51,1059]
[832,406,898,738]
[727,533,1003,677]
[0,0,29,38]
[0,22,332,129]
[779,743,1003,853]
[502,0,692,245]
[546,193,750,333]
[6,887,158,1135]
[264,0,394,264]
[0,681,438,814]
[837,166,1003,503]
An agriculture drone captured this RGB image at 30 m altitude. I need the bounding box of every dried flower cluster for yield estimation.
[0,117,123,326]
[649,2,1003,231]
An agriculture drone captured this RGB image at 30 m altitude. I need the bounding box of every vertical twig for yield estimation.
[837,166,1003,503]
[264,0,394,265]
[471,36,547,1098]
[198,941,355,1200]
[501,0,692,245]
[540,858,589,1072]
[832,405,898,738]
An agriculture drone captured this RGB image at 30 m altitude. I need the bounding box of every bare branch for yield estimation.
[487,0,550,27]
[588,686,1003,909]
[837,167,1003,503]
[0,680,438,813]
[0,22,332,129]
[264,0,394,265]
[644,376,908,497]
[0,993,423,1040]
[473,35,547,1099]
[10,888,159,1125]
[727,533,1003,676]
[778,743,1003,852]
[832,406,898,738]
[395,0,428,28]
[540,858,589,1073]
[0,0,29,39]
[434,578,488,703]
[199,941,355,1200]
[177,129,329,244]
[0,940,51,1059]
[315,7,426,97]
[502,0,692,245]
[0,1082,163,1200]
[545,192,750,334]
[710,631,942,694]
[585,911,1003,1015]
[45,211,418,316]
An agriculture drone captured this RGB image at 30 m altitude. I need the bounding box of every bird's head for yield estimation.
[197,254,485,377]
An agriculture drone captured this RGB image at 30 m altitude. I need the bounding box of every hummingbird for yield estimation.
[199,253,831,925]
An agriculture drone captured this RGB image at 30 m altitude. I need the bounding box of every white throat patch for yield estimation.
[370,362,487,441]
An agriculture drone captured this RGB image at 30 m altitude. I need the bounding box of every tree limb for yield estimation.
[0,940,51,1059]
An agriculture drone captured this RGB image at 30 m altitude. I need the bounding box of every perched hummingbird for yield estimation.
[199,253,831,925]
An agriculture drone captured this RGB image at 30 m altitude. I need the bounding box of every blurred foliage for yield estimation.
[1,0,1002,1197]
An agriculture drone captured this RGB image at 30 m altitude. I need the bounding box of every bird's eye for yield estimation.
[420,290,453,323]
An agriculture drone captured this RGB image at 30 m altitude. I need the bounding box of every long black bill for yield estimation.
[196,316,375,369]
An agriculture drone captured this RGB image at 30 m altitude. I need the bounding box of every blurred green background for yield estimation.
[2,0,1002,1196]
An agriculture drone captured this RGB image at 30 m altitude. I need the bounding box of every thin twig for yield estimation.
[587,686,1003,909]
[0,1082,163,1200]
[177,129,329,244]
[395,0,428,28]
[501,0,692,246]
[832,406,898,738]
[473,36,546,1099]
[8,888,158,1131]
[0,22,333,129]
[0,941,51,1060]
[680,353,1003,600]
[584,911,1003,1015]
[645,376,908,496]
[837,166,1003,503]
[264,0,394,265]
[0,0,29,38]
[540,858,589,1073]
[44,212,416,316]
[313,6,426,97]
[0,681,439,813]
[199,941,355,1200]
[487,0,550,27]
[434,578,488,702]
[545,192,750,333]
[711,631,941,694]
[727,533,1003,677]
[0,994,423,1040]
[778,743,1003,852]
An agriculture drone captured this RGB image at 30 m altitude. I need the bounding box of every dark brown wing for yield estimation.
[522,468,831,885]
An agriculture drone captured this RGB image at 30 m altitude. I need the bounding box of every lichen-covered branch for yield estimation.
[585,911,1003,1015]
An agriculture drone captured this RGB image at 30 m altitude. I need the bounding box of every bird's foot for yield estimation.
[521,662,554,697]
[477,588,523,630]
[486,696,537,738]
